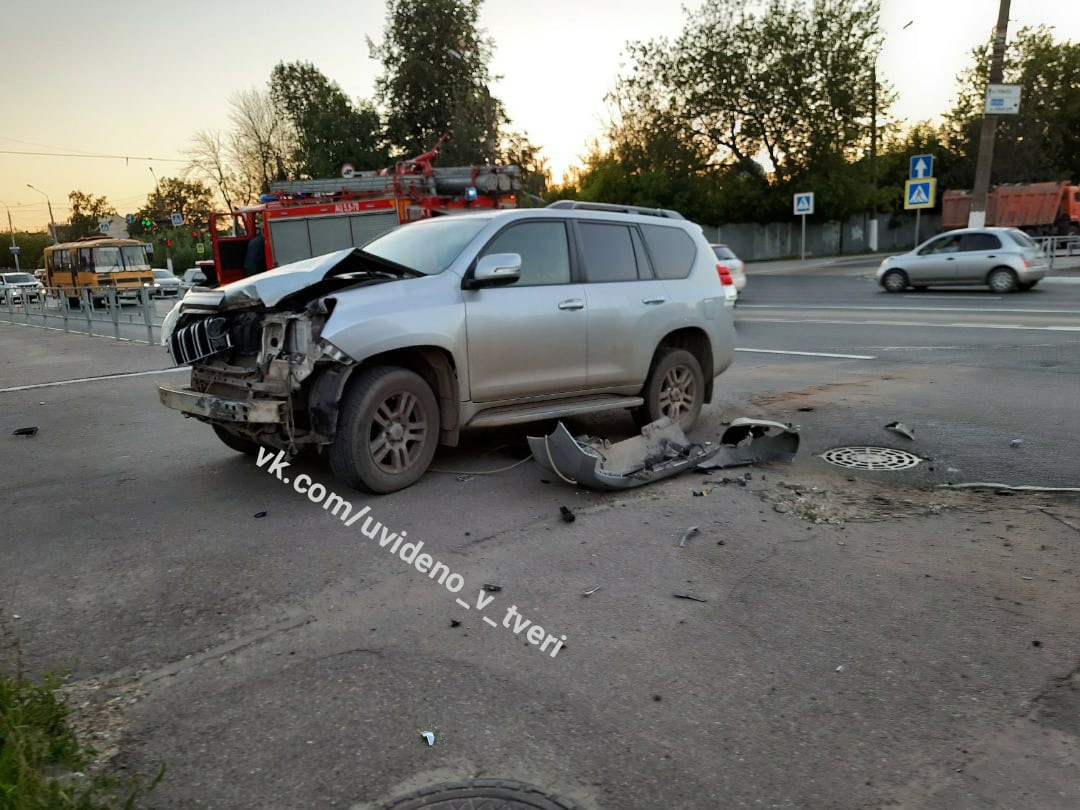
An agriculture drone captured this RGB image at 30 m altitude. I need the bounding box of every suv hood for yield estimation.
[181,248,418,312]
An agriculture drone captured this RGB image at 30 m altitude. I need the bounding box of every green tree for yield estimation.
[374,0,507,165]
[129,177,214,238]
[64,191,116,240]
[944,25,1080,186]
[270,61,387,177]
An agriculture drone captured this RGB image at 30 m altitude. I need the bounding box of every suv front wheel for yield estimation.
[329,366,440,493]
[634,349,705,432]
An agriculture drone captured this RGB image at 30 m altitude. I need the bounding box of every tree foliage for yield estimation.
[128,177,214,237]
[270,62,387,177]
[374,0,507,164]
[944,25,1080,186]
[560,0,890,223]
[64,191,115,240]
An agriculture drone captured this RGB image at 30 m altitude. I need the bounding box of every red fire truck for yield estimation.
[203,135,521,286]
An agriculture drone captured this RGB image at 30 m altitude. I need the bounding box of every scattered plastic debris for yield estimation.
[253,511,268,518]
[697,418,800,470]
[678,526,699,547]
[884,421,915,440]
[481,584,502,593]
[450,620,461,628]
[673,593,708,603]
[692,489,708,496]
[1010,439,1023,448]
[835,665,845,673]
[11,426,39,437]
[559,505,576,523]
[529,417,719,490]
[797,406,815,412]
[456,474,475,482]
[421,731,435,746]
[582,586,602,597]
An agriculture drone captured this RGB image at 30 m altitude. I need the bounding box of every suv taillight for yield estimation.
[716,264,734,286]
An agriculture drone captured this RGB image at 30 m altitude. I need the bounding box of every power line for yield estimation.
[0,149,187,164]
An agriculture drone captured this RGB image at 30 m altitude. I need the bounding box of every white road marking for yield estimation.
[739,304,1080,315]
[735,348,876,360]
[739,317,1080,333]
[902,295,1002,300]
[0,367,189,393]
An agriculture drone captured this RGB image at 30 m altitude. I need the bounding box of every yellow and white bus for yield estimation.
[43,236,154,305]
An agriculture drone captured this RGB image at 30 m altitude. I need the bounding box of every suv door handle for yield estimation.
[987,254,996,258]
[558,299,585,310]
[642,296,667,305]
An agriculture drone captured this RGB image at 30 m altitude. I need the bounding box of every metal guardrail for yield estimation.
[1033,235,1080,272]
[0,286,171,344]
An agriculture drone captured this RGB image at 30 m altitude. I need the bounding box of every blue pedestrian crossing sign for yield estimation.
[793,192,814,215]
[909,154,934,179]
[904,178,936,210]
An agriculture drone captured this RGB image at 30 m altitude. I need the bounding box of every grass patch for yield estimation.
[1,614,162,809]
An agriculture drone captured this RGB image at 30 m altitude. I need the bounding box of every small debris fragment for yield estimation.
[652,694,662,701]
[673,593,708,602]
[1009,439,1022,448]
[481,584,502,592]
[835,665,845,672]
[450,620,461,628]
[421,731,435,746]
[11,426,39,436]
[540,479,551,485]
[678,526,699,547]
[884,421,915,440]
[456,474,475,482]
[559,505,576,523]
[1032,640,1042,648]
[582,586,602,597]
[692,489,708,497]
[797,406,815,412]
[253,511,268,518]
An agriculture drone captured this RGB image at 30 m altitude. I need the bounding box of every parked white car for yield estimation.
[151,269,182,297]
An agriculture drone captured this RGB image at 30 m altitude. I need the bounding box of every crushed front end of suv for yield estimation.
[159,207,737,493]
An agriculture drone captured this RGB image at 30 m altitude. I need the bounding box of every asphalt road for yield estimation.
[1,272,1079,809]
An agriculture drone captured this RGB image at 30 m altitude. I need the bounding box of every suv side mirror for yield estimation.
[465,253,521,289]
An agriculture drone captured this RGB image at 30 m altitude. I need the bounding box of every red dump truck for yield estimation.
[942,181,1080,235]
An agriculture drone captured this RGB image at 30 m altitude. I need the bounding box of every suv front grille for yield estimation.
[169,317,233,366]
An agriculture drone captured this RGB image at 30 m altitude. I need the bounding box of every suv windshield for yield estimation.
[361,217,489,275]
[153,269,174,279]
[3,273,35,284]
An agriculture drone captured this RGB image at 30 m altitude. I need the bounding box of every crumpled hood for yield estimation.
[182,248,362,311]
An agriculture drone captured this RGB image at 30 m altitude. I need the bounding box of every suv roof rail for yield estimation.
[546,200,686,220]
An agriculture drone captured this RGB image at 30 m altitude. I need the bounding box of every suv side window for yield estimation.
[578,222,639,282]
[640,225,696,279]
[958,233,1001,251]
[480,221,570,286]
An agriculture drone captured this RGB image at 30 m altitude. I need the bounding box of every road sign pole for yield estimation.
[801,214,807,261]
[915,210,921,248]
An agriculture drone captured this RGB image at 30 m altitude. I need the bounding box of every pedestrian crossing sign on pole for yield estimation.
[793,192,814,215]
[904,178,936,210]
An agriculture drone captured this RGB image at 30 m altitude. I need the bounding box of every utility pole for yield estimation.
[869,62,878,251]
[1,202,20,271]
[26,184,58,244]
[968,0,1012,227]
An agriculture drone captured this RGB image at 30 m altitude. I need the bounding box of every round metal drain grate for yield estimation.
[383,779,581,809]
[821,446,922,471]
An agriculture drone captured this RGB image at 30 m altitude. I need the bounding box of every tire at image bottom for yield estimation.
[382,779,582,809]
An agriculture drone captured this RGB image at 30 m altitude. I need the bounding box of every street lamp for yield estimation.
[0,201,20,271]
[26,184,58,245]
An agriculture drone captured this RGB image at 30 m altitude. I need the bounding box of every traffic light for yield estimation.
[165,238,172,248]
[192,230,201,241]
[140,216,153,227]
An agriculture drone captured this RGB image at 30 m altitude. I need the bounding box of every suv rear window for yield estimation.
[578,222,639,282]
[640,225,695,280]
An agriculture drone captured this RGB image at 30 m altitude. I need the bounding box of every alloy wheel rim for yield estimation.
[659,366,696,421]
[368,391,428,473]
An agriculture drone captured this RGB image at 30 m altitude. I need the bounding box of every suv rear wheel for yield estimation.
[634,349,705,432]
[329,366,439,493]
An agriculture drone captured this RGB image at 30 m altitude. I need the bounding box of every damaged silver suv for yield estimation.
[158,206,737,493]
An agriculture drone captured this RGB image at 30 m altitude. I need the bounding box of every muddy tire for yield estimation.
[881,269,908,292]
[634,349,705,432]
[212,423,262,455]
[987,267,1018,293]
[329,366,439,494]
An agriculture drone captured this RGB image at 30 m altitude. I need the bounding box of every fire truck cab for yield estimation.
[207,142,521,287]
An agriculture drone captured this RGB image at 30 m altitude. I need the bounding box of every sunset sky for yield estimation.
[2,0,1076,231]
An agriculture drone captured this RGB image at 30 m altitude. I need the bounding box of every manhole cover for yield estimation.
[821,446,922,471]
[383,779,581,809]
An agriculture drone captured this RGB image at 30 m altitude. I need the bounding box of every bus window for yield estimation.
[93,247,123,273]
[79,248,94,271]
[121,245,150,271]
